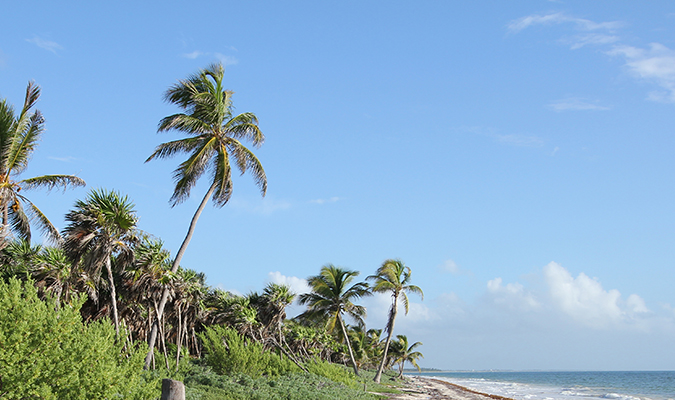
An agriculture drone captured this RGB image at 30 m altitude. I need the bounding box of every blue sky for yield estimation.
[2,1,675,370]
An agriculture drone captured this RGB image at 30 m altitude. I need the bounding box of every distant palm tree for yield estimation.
[298,264,370,375]
[390,335,423,378]
[368,259,423,383]
[144,63,266,368]
[62,189,138,337]
[0,82,85,242]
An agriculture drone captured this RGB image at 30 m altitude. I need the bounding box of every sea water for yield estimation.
[410,371,674,400]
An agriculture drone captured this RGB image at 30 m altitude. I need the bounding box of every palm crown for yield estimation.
[146,63,266,207]
[0,82,85,242]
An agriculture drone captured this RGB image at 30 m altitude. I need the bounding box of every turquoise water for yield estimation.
[410,371,674,400]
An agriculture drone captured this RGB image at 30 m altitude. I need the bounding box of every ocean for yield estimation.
[409,371,674,400]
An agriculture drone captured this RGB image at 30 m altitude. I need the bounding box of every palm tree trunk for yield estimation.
[145,182,216,369]
[105,256,120,337]
[175,304,182,369]
[337,314,360,376]
[374,295,398,383]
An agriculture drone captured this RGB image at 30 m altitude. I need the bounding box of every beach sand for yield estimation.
[384,376,516,400]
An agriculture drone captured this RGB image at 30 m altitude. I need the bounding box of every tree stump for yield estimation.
[160,379,185,400]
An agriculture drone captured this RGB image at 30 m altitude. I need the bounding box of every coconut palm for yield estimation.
[368,259,423,383]
[62,189,139,337]
[391,335,423,378]
[298,264,370,375]
[0,82,85,243]
[144,62,266,368]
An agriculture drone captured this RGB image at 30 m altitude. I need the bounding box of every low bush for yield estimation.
[199,325,298,377]
[0,278,158,399]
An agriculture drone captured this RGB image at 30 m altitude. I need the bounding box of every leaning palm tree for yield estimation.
[298,264,371,375]
[62,189,138,337]
[0,82,85,243]
[368,259,423,383]
[144,62,266,368]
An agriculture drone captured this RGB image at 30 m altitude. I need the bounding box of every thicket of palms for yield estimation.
[368,259,423,383]
[298,264,371,376]
[145,62,267,367]
[62,189,139,336]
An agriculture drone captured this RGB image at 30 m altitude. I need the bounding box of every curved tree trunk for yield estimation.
[145,182,216,369]
[337,314,359,376]
[374,293,398,383]
[105,256,120,337]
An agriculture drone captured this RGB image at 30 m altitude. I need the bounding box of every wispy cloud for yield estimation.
[26,35,63,54]
[548,97,611,111]
[508,12,622,34]
[565,33,620,50]
[462,127,544,148]
[229,197,291,215]
[309,196,341,205]
[182,50,204,59]
[215,53,239,67]
[48,156,77,162]
[608,43,675,102]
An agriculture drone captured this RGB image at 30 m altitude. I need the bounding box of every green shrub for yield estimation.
[0,278,158,399]
[304,359,360,389]
[199,325,298,377]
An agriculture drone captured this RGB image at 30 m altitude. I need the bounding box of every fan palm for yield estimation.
[0,82,85,243]
[62,189,139,337]
[368,259,423,383]
[144,62,266,368]
[298,264,370,375]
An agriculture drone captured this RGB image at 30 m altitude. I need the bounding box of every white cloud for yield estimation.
[309,196,340,205]
[494,133,544,147]
[461,127,544,148]
[548,97,611,111]
[26,36,63,53]
[487,277,541,311]
[215,53,239,67]
[440,259,460,274]
[543,261,650,329]
[508,13,622,33]
[566,33,620,50]
[608,43,675,102]
[228,196,291,215]
[182,50,203,59]
[48,156,77,162]
[267,271,311,295]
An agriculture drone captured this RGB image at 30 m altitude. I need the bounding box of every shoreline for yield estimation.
[385,376,517,400]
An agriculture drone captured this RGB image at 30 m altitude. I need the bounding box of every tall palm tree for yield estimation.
[368,259,423,383]
[144,62,267,368]
[0,82,85,243]
[62,189,138,337]
[298,264,370,376]
[390,335,423,378]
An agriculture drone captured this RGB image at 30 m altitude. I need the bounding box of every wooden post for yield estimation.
[160,379,185,400]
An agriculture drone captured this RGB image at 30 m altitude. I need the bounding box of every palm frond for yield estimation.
[20,174,85,191]
[19,193,61,243]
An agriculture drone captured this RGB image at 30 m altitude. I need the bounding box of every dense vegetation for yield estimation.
[0,66,424,399]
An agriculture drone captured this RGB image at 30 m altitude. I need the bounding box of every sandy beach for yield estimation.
[386,376,516,400]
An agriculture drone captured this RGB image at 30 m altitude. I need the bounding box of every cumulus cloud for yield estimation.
[267,271,311,295]
[543,261,650,328]
[548,97,611,111]
[26,36,63,53]
[487,277,541,311]
[608,43,675,102]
